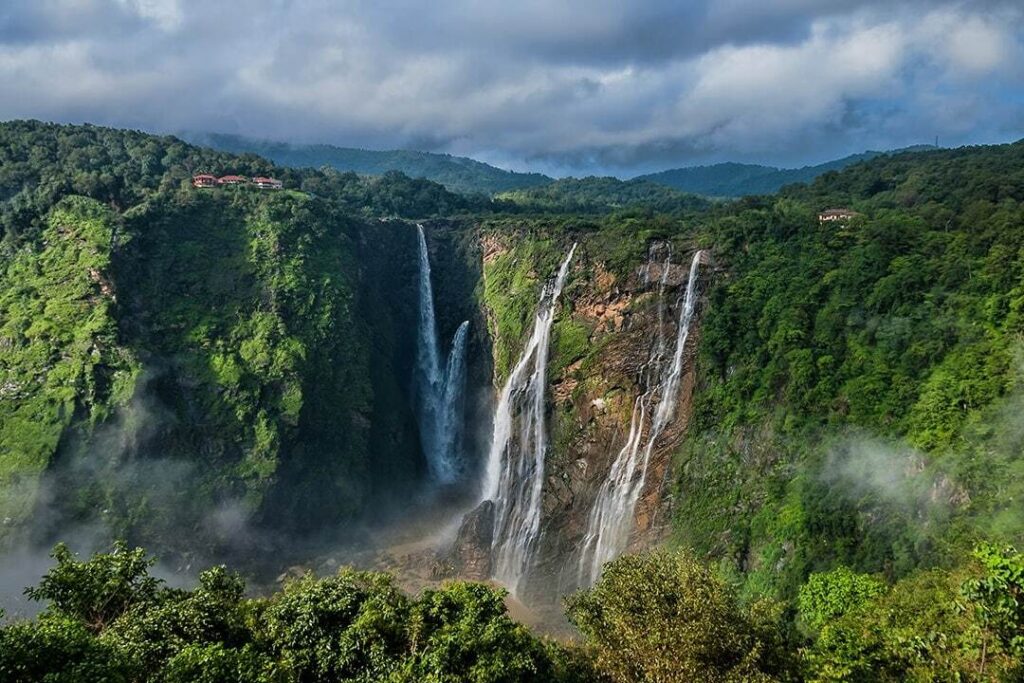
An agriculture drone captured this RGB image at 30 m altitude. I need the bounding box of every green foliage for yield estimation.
[159,643,282,683]
[480,234,560,380]
[960,544,1024,663]
[260,569,410,682]
[0,120,471,246]
[1,544,593,683]
[0,121,468,550]
[797,567,886,634]
[674,141,1024,599]
[27,541,160,633]
[5,544,1024,682]
[550,317,591,376]
[403,582,557,682]
[566,551,790,682]
[635,148,912,197]
[0,197,139,534]
[496,177,709,214]
[0,614,132,683]
[802,547,1024,682]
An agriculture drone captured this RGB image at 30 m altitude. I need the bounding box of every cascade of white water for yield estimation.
[577,249,705,586]
[483,244,577,594]
[439,320,470,476]
[415,224,470,484]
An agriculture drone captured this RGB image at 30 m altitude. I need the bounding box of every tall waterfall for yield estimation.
[439,320,470,472]
[483,244,577,593]
[577,249,705,586]
[415,224,470,484]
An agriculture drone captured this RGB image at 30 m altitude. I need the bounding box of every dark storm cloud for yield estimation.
[1,0,1022,174]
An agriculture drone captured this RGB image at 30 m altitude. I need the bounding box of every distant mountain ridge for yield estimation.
[186,132,940,199]
[635,146,938,197]
[181,132,553,196]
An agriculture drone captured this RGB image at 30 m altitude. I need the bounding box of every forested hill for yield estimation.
[183,132,553,196]
[2,121,1024,680]
[494,175,712,213]
[669,137,1024,601]
[0,121,476,243]
[636,145,936,197]
[0,120,483,563]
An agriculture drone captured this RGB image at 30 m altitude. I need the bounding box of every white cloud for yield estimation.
[0,0,1021,172]
[115,0,183,32]
[929,13,1013,75]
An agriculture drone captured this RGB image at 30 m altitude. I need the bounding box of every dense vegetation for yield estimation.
[0,120,475,247]
[0,120,478,559]
[461,139,1024,625]
[185,132,552,197]
[495,177,710,214]
[3,544,1021,682]
[3,120,1024,678]
[673,141,1024,600]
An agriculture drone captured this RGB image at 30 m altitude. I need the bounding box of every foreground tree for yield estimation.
[0,543,594,682]
[801,546,1024,682]
[566,551,792,682]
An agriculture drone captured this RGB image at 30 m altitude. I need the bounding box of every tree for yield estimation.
[402,581,563,683]
[26,542,162,633]
[0,614,131,683]
[797,567,886,634]
[258,568,410,682]
[566,551,790,682]
[960,544,1024,675]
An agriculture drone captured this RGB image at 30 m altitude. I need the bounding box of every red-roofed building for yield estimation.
[192,174,218,188]
[253,177,283,190]
[218,175,248,185]
[818,208,860,223]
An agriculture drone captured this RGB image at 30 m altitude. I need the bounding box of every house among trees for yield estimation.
[191,174,283,189]
[818,208,860,223]
[253,176,283,190]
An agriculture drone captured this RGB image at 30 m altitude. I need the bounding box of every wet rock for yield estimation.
[447,500,495,580]
[275,565,310,583]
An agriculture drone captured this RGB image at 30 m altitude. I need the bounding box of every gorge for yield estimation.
[2,122,1023,640]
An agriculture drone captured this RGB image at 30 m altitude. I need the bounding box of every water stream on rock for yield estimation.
[415,224,470,484]
[577,249,705,586]
[482,244,577,594]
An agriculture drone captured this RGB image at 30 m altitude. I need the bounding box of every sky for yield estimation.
[1,0,1023,176]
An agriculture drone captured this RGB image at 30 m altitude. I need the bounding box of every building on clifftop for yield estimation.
[818,208,860,223]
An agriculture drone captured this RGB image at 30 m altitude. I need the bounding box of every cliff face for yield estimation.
[467,226,710,603]
[1,197,462,566]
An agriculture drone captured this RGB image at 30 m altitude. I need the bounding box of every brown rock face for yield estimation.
[448,500,495,580]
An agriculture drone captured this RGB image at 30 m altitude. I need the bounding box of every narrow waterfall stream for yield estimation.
[415,224,470,484]
[577,249,706,586]
[439,320,470,474]
[482,244,577,594]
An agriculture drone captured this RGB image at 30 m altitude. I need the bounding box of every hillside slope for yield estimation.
[2,121,1022,612]
[636,146,936,197]
[183,132,552,196]
[494,176,711,213]
[445,141,1024,606]
[0,121,483,564]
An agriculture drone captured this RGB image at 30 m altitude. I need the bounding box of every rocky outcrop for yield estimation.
[447,500,496,580]
[468,233,709,604]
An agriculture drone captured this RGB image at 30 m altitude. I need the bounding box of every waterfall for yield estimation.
[415,224,469,485]
[482,244,577,594]
[577,249,705,586]
[439,320,470,473]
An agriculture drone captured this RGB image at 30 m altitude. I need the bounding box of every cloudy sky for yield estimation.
[1,0,1023,175]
